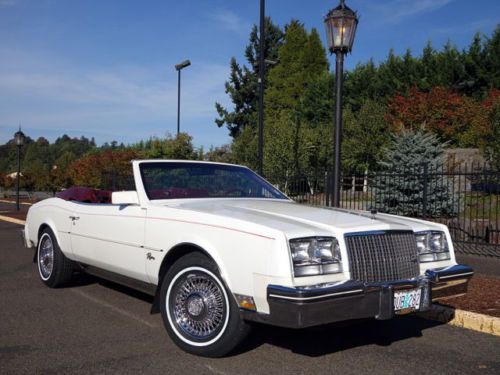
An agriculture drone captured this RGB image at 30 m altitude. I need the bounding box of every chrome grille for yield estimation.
[344,231,419,283]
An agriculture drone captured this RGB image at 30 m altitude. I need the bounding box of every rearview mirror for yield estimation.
[112,191,139,205]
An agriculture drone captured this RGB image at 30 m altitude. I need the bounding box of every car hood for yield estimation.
[164,199,442,238]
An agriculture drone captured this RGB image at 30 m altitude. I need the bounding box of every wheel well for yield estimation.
[151,243,215,314]
[157,243,214,285]
[38,223,50,240]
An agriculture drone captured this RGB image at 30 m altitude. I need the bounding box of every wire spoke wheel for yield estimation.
[169,270,227,343]
[38,234,54,280]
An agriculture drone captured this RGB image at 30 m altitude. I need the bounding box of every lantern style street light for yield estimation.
[14,127,26,211]
[175,59,191,136]
[324,0,358,207]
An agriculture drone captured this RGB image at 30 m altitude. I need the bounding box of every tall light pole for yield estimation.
[257,0,266,176]
[324,0,358,207]
[175,59,191,136]
[14,127,26,211]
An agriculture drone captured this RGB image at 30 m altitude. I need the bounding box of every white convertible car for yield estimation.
[23,160,473,357]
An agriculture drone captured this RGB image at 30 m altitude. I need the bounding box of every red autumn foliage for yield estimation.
[386,86,500,148]
[68,149,141,188]
[483,89,500,109]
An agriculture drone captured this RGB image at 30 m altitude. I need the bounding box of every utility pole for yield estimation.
[257,0,265,176]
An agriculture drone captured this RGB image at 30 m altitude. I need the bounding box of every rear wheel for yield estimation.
[160,253,250,357]
[37,228,73,287]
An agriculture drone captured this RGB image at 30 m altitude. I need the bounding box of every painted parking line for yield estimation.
[71,288,159,328]
[0,199,32,206]
[0,215,25,226]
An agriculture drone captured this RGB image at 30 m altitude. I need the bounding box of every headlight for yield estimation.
[415,231,450,262]
[289,237,342,276]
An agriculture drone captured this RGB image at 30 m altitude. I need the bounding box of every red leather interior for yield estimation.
[149,187,210,199]
[56,186,112,204]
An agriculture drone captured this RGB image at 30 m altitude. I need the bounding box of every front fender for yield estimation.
[146,235,231,289]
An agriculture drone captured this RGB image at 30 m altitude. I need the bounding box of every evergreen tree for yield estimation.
[215,17,283,138]
[374,129,457,217]
[401,49,419,88]
[265,21,328,121]
[436,41,465,87]
[377,49,404,97]
[418,41,439,91]
[263,21,329,176]
[462,33,488,96]
[344,58,380,111]
[483,25,500,91]
[343,100,390,173]
[139,133,197,160]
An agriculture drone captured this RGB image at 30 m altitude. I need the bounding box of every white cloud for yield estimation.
[0,48,232,146]
[433,18,496,35]
[363,0,455,23]
[209,9,251,35]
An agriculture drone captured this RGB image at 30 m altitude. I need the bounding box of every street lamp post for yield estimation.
[324,0,358,207]
[175,59,191,136]
[14,127,26,211]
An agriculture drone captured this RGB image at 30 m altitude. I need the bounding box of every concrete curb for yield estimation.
[419,304,500,336]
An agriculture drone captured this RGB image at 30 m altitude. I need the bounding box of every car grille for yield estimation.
[344,230,419,283]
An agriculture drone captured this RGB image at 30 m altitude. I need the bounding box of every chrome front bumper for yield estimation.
[242,264,473,329]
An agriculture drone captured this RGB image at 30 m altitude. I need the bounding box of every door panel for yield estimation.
[70,203,148,282]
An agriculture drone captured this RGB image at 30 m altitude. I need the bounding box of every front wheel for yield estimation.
[37,227,73,287]
[160,253,250,357]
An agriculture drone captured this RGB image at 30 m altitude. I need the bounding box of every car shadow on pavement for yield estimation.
[235,315,444,357]
[64,272,155,305]
[61,274,444,358]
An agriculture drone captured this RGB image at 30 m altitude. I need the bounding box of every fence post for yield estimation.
[324,170,330,207]
[422,163,428,218]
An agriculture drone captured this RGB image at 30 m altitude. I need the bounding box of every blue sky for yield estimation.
[0,0,498,148]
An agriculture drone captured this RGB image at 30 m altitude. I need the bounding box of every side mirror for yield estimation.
[112,191,140,205]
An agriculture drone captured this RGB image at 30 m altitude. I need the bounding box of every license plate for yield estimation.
[394,288,421,313]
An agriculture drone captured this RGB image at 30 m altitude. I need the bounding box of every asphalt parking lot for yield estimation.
[1,220,499,375]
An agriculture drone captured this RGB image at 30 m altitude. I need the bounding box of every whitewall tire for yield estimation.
[37,227,73,287]
[160,253,250,357]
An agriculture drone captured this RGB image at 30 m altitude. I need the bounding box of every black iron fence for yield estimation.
[267,163,500,257]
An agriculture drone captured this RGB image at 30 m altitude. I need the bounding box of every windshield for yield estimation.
[140,162,288,200]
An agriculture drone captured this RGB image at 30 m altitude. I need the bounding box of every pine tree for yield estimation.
[344,58,380,111]
[343,99,390,173]
[265,21,328,121]
[215,17,283,138]
[374,129,457,217]
[263,20,329,176]
[484,25,500,91]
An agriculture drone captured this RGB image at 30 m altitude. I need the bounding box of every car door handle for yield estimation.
[69,216,80,221]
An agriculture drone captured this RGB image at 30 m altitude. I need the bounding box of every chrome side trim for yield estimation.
[439,272,474,280]
[70,232,163,252]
